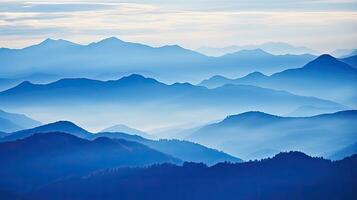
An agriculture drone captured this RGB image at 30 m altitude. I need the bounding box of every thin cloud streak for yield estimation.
[0,1,356,52]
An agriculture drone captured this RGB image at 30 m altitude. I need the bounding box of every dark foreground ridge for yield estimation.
[22,152,357,200]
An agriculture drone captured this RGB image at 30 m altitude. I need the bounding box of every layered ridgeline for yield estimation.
[0,132,180,194]
[0,38,316,83]
[0,109,41,132]
[28,152,357,200]
[185,110,357,160]
[0,74,345,131]
[200,55,357,107]
[0,121,241,165]
[101,124,155,139]
[196,42,319,56]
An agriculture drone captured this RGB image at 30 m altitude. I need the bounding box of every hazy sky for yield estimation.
[1,0,357,52]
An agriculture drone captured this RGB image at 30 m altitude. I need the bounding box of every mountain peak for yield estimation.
[304,54,354,71]
[316,54,337,61]
[32,121,89,135]
[230,48,272,57]
[245,71,267,78]
[222,111,282,124]
[39,38,77,47]
[273,151,312,161]
[117,74,160,85]
[97,37,125,44]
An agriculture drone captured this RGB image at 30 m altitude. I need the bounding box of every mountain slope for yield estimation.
[0,74,344,130]
[92,132,242,165]
[28,152,357,200]
[329,142,357,160]
[200,55,357,107]
[341,55,357,68]
[0,109,41,129]
[0,117,23,133]
[0,132,179,193]
[186,110,357,160]
[0,109,41,132]
[101,124,154,139]
[0,121,91,142]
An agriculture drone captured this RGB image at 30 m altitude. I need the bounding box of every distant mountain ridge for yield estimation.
[0,74,345,130]
[101,124,154,139]
[0,38,316,83]
[197,42,319,56]
[200,54,357,107]
[186,110,357,160]
[0,121,241,165]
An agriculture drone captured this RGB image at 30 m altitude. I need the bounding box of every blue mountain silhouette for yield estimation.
[0,38,316,82]
[0,132,179,193]
[197,42,319,56]
[200,54,357,107]
[2,121,241,164]
[27,152,357,200]
[0,74,344,128]
[187,110,357,160]
[101,124,155,139]
[92,132,241,165]
[0,121,90,142]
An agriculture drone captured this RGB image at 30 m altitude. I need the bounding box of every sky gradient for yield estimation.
[1,0,357,52]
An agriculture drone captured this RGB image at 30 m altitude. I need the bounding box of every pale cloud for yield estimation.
[0,0,356,52]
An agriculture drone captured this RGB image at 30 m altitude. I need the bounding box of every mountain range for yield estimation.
[0,132,179,193]
[27,152,357,200]
[0,38,317,83]
[196,42,319,56]
[200,54,357,107]
[0,121,240,165]
[0,74,345,130]
[186,110,357,160]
